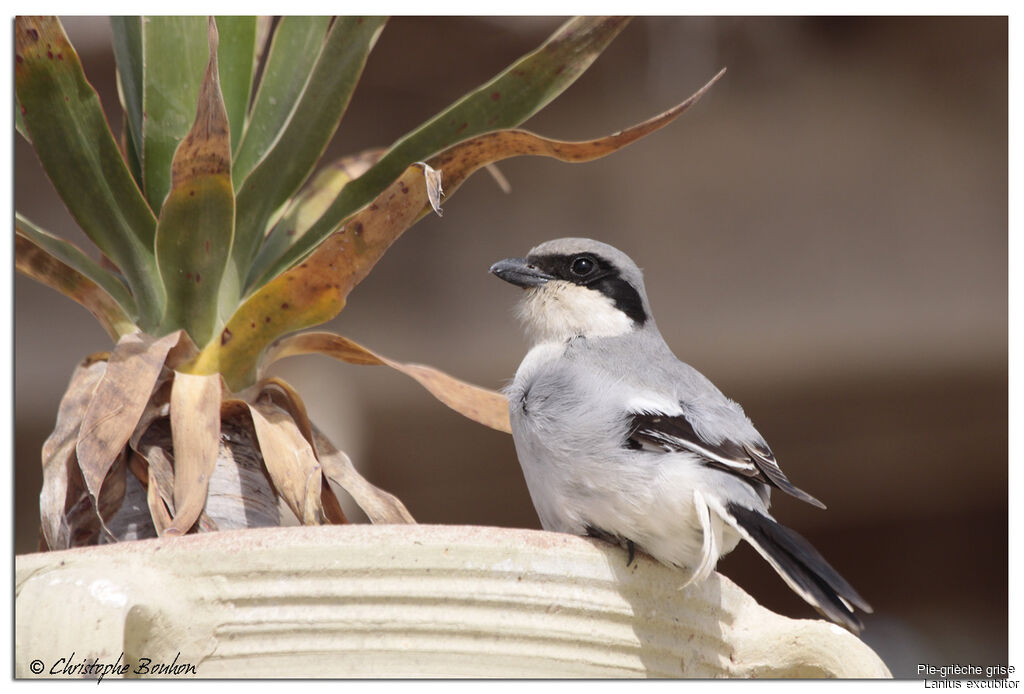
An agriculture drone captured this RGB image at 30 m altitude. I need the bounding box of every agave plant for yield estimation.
[15,15,720,549]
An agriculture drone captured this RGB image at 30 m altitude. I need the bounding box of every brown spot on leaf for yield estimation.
[265,317,271,323]
[195,273,202,283]
[27,28,39,41]
[15,55,23,64]
[250,321,256,328]
[47,50,53,59]
[352,222,363,236]
[286,229,296,237]
[57,53,64,60]
[186,272,193,280]
[281,302,289,310]
[221,328,232,345]
[204,240,210,253]
[490,91,500,101]
[457,122,468,133]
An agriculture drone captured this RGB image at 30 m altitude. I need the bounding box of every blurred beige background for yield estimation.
[15,17,1006,677]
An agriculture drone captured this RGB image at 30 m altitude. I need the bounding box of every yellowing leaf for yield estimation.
[255,148,385,282]
[15,232,137,340]
[15,16,165,325]
[263,332,511,434]
[155,18,236,346]
[195,70,724,391]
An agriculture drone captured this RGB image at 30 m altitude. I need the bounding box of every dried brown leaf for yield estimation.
[133,446,174,535]
[311,422,415,525]
[254,377,348,524]
[263,332,511,434]
[165,371,223,536]
[128,377,173,452]
[248,397,324,525]
[39,353,108,549]
[76,331,184,506]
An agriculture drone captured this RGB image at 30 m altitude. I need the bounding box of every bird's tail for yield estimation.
[711,499,873,633]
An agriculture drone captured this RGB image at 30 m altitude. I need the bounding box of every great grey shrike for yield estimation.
[490,237,871,632]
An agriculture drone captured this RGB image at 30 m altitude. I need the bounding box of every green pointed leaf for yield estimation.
[15,96,30,142]
[110,16,143,162]
[15,16,164,327]
[155,19,235,347]
[231,16,332,186]
[230,17,386,302]
[16,212,137,317]
[191,71,720,390]
[141,16,210,212]
[214,16,258,155]
[16,228,137,341]
[120,104,144,189]
[248,16,630,290]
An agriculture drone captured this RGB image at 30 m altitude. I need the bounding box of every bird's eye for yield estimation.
[570,256,595,276]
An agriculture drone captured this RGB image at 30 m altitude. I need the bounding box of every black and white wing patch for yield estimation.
[625,411,826,509]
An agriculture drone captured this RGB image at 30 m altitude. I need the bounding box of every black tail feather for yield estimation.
[726,502,872,633]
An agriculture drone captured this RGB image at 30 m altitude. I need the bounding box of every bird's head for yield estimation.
[490,238,652,345]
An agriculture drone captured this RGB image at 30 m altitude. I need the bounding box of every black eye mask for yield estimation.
[526,253,648,327]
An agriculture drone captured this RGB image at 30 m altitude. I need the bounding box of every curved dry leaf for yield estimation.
[128,377,173,452]
[426,68,726,204]
[97,450,128,539]
[76,331,186,508]
[248,396,324,525]
[40,353,108,550]
[310,422,415,525]
[195,71,724,391]
[262,332,511,434]
[15,233,137,340]
[166,371,223,536]
[254,378,348,525]
[145,465,173,534]
[134,439,176,535]
[255,377,315,450]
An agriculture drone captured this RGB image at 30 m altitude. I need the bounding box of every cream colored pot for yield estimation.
[16,524,889,678]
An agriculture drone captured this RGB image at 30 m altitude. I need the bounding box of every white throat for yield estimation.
[517,281,635,344]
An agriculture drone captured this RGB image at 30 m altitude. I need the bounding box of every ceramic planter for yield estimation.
[16,524,889,678]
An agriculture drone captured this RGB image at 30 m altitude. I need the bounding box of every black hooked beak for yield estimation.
[489,257,555,288]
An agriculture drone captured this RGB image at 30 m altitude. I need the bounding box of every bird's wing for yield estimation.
[624,410,826,509]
